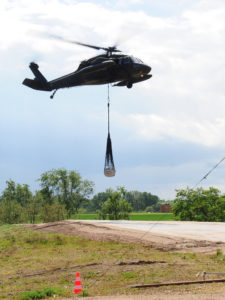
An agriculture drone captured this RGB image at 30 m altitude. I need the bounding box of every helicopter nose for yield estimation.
[143,64,151,74]
[133,63,151,74]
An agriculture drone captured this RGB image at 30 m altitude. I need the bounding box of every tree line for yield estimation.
[90,188,161,212]
[2,168,223,224]
[0,168,162,224]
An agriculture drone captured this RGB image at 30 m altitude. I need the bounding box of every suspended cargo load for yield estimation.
[104,133,116,177]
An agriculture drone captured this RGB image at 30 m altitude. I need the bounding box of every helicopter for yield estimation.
[22,38,152,98]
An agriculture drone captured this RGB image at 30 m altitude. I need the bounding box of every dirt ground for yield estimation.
[68,293,225,300]
[28,220,225,254]
[27,220,225,300]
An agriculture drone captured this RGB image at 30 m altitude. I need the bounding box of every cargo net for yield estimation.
[104,85,116,177]
[104,133,116,177]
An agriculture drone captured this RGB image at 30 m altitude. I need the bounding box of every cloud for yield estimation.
[117,113,225,147]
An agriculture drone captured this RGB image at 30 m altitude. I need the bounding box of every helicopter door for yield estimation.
[123,57,130,64]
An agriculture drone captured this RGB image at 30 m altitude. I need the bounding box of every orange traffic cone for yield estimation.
[73,272,82,294]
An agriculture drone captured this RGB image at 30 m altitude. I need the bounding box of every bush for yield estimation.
[40,202,66,222]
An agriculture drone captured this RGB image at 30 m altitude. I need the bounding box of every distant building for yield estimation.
[160,204,171,213]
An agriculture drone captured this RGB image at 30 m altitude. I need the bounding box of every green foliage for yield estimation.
[97,188,132,220]
[121,271,139,279]
[78,290,89,297]
[1,180,32,207]
[89,189,113,211]
[89,188,161,213]
[0,169,171,224]
[124,190,160,211]
[129,213,174,221]
[18,287,62,300]
[0,180,33,224]
[72,213,97,220]
[0,199,23,224]
[173,187,225,222]
[0,169,94,224]
[39,169,94,217]
[72,212,174,221]
[23,232,68,247]
[216,249,223,257]
[40,201,66,222]
[25,193,42,224]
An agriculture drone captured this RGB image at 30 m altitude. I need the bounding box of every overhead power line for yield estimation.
[193,156,225,189]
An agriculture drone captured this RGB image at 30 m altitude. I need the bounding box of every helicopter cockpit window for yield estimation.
[131,57,143,63]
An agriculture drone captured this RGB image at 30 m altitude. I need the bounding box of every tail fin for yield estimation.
[22,62,51,91]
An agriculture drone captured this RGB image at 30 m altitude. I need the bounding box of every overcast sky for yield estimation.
[1,0,225,199]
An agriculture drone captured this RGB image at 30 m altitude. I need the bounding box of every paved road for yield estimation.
[90,220,225,243]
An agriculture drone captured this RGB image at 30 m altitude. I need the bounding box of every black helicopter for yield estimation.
[23,39,152,98]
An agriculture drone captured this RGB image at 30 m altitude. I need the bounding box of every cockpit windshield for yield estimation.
[131,57,143,64]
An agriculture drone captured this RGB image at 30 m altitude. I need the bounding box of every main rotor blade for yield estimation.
[50,35,103,50]
[64,39,104,51]
[50,35,121,52]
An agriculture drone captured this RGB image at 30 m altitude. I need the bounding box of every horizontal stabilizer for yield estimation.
[23,78,51,91]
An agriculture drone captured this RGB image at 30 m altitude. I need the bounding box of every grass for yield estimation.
[18,288,62,300]
[0,224,224,299]
[130,213,174,221]
[73,212,175,221]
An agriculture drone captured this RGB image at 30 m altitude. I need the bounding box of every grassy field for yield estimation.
[129,213,174,221]
[73,212,175,221]
[0,224,225,299]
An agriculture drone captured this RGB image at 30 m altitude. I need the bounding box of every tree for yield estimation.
[89,189,113,212]
[1,179,32,207]
[0,199,23,224]
[173,187,225,222]
[39,169,94,217]
[124,190,159,211]
[0,180,33,224]
[98,188,132,220]
[25,192,42,224]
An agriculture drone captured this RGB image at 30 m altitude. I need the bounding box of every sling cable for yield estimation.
[104,84,116,177]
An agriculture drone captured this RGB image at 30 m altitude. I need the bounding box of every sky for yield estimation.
[1,0,225,199]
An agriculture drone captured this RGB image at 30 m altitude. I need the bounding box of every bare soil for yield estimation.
[27,220,225,254]
[69,293,225,300]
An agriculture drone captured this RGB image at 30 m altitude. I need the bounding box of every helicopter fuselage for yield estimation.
[23,54,152,95]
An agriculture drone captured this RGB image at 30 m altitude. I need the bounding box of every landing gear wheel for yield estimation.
[127,82,133,89]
